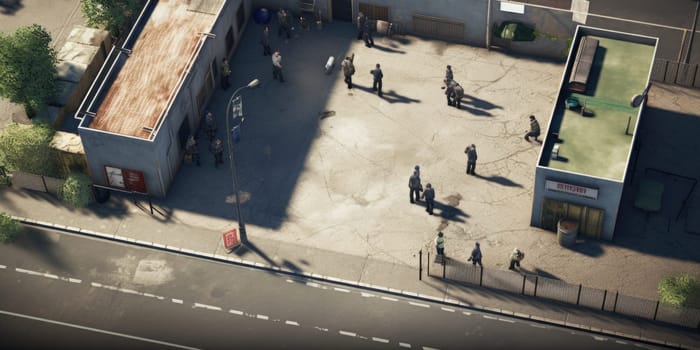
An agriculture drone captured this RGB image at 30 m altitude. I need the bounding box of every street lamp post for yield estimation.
[225,78,259,243]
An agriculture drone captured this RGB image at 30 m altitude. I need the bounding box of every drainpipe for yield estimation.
[486,0,492,49]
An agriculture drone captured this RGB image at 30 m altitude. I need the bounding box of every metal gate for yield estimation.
[412,14,464,42]
[541,198,604,239]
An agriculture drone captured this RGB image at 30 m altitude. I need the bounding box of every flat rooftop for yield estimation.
[88,0,215,139]
[545,35,655,180]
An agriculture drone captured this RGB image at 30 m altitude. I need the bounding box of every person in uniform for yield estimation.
[444,65,454,86]
[371,63,383,97]
[452,83,464,109]
[422,183,436,215]
[435,232,445,257]
[272,50,285,82]
[185,135,200,166]
[363,19,374,47]
[261,25,272,56]
[210,137,224,167]
[525,115,541,142]
[445,79,456,106]
[465,143,477,175]
[408,170,422,204]
[509,248,525,270]
[205,111,217,141]
[468,242,483,267]
[356,12,366,40]
[341,56,355,89]
[220,59,231,90]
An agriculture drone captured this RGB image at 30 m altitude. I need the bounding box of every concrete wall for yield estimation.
[531,166,624,241]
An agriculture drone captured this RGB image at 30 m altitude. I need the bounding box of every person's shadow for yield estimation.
[415,200,469,222]
[352,85,420,104]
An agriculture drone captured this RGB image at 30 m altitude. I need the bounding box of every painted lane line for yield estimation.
[408,302,430,308]
[441,307,455,313]
[615,340,627,345]
[339,330,357,337]
[423,347,440,350]
[361,292,375,298]
[286,279,295,283]
[0,265,6,269]
[399,342,411,348]
[483,315,498,320]
[15,268,42,276]
[172,299,184,304]
[256,314,269,320]
[306,282,320,288]
[193,303,222,311]
[43,273,59,280]
[91,282,103,288]
[462,311,471,316]
[118,288,139,295]
[333,287,350,293]
[229,309,244,316]
[285,320,300,326]
[497,318,515,323]
[381,296,398,302]
[0,309,201,350]
[372,337,389,343]
[530,324,547,329]
[68,278,81,284]
[593,335,608,341]
[314,326,329,332]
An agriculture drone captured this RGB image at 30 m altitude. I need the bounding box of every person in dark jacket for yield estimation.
[210,137,224,167]
[341,56,355,89]
[444,65,453,86]
[363,19,374,47]
[422,183,436,215]
[261,25,272,56]
[408,170,422,204]
[371,63,383,97]
[356,12,366,40]
[451,83,464,109]
[468,242,483,267]
[445,79,456,106]
[465,144,477,175]
[525,115,541,142]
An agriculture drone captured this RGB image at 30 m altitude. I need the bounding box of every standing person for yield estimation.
[356,12,366,40]
[408,170,422,204]
[445,79,456,106]
[210,137,224,167]
[341,56,355,89]
[524,115,541,142]
[435,232,445,258]
[220,59,231,90]
[261,25,272,56]
[467,242,483,267]
[452,83,464,109]
[444,65,453,86]
[363,19,374,47]
[465,143,477,175]
[371,63,383,97]
[422,183,435,215]
[205,111,217,141]
[413,165,420,177]
[185,135,200,166]
[509,248,525,270]
[272,50,285,83]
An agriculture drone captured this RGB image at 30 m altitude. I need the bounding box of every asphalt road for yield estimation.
[0,227,668,349]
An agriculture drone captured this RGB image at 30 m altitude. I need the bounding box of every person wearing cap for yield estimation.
[435,232,445,257]
[468,242,483,267]
[509,248,525,270]
[465,143,477,175]
[525,115,541,142]
[422,183,435,215]
[444,65,453,86]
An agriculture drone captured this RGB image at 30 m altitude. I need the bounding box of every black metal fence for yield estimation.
[421,248,700,329]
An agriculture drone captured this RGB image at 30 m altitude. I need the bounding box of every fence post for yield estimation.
[613,291,619,313]
[479,266,483,286]
[427,250,430,276]
[41,175,48,193]
[533,276,538,297]
[576,284,582,305]
[149,196,154,215]
[521,274,526,295]
[418,250,422,281]
[602,290,607,311]
[653,300,659,320]
[442,257,446,279]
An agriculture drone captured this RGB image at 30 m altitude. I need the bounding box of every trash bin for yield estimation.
[557,218,578,247]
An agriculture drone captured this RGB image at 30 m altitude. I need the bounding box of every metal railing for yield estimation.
[420,247,700,329]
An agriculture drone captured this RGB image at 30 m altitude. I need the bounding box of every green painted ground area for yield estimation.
[549,36,654,180]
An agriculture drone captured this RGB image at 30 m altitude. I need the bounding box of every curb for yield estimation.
[13,216,695,349]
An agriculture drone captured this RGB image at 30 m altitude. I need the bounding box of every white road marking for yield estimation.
[285,320,299,326]
[0,264,6,269]
[423,347,440,350]
[171,299,184,304]
[333,287,350,293]
[306,282,320,288]
[462,311,471,316]
[615,340,627,345]
[0,309,201,350]
[361,292,375,298]
[193,303,221,311]
[339,330,356,337]
[372,337,389,343]
[483,315,498,320]
[143,293,155,298]
[43,273,59,279]
[381,296,398,302]
[441,307,455,313]
[229,309,244,316]
[593,336,607,341]
[530,324,547,329]
[118,288,139,295]
[15,268,41,276]
[68,278,81,284]
[399,342,411,348]
[257,314,269,320]
[497,318,515,323]
[409,302,430,308]
[91,282,102,288]
[286,279,295,283]
[315,326,329,332]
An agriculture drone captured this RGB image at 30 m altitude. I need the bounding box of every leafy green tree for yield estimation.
[0,24,58,117]
[0,123,57,177]
[0,213,23,243]
[659,274,700,308]
[59,172,93,207]
[80,0,145,37]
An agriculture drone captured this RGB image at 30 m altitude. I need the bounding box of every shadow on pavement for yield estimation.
[0,0,23,15]
[369,43,406,54]
[15,226,70,272]
[473,174,523,187]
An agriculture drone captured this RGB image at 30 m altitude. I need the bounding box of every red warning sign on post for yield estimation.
[223,228,241,251]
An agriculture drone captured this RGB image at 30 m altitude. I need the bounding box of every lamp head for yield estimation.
[247,79,260,88]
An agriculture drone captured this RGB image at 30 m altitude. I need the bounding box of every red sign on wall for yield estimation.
[123,169,147,194]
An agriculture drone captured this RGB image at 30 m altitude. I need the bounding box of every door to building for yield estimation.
[541,198,604,239]
[332,0,352,22]
[358,2,389,21]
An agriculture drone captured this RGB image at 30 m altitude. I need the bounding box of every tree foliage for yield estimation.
[0,213,23,243]
[0,24,58,117]
[80,0,145,37]
[59,172,93,208]
[659,274,700,308]
[0,123,57,177]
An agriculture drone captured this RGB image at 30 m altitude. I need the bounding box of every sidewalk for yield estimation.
[1,187,699,348]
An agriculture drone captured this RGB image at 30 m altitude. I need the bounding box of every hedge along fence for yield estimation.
[10,171,64,196]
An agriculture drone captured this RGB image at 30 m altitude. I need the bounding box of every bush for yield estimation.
[495,22,536,41]
[658,274,700,308]
[59,172,92,208]
[0,213,22,243]
[0,122,57,177]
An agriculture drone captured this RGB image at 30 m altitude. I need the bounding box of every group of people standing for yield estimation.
[435,234,525,271]
[184,111,225,168]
